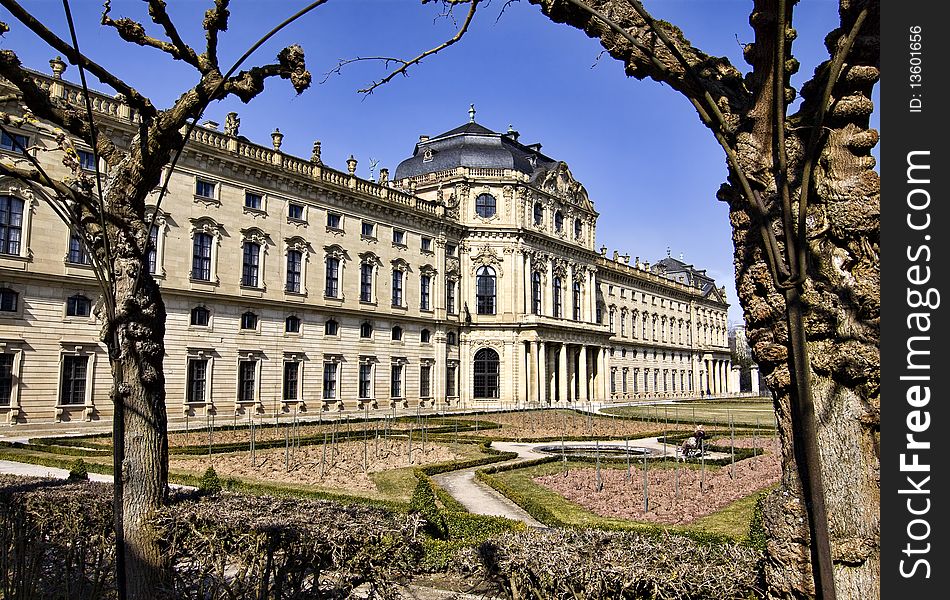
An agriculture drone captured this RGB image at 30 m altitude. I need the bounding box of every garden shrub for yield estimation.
[197,465,222,496]
[67,458,89,482]
[410,477,447,539]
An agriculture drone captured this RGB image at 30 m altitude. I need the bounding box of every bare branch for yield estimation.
[0,0,156,118]
[356,0,482,95]
[145,0,202,67]
[202,0,231,70]
[100,0,200,68]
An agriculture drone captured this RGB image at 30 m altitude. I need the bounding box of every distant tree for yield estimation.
[0,1,314,597]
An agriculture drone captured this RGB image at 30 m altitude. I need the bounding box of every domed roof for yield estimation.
[394,120,557,180]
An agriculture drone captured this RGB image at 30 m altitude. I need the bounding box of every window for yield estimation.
[392,229,405,245]
[446,364,457,397]
[420,364,432,398]
[147,225,159,274]
[68,231,91,265]
[421,329,431,343]
[620,312,626,336]
[476,266,496,315]
[622,368,629,394]
[0,353,15,406]
[241,242,261,287]
[186,306,210,328]
[596,304,603,324]
[533,202,544,226]
[285,315,301,333]
[445,243,457,257]
[391,269,403,307]
[195,179,216,199]
[361,221,375,238]
[553,277,563,318]
[0,131,29,153]
[283,361,300,401]
[473,348,500,398]
[325,256,340,297]
[609,310,616,333]
[66,294,91,317]
[420,274,431,310]
[532,271,542,315]
[360,321,373,338]
[187,359,208,403]
[279,250,301,293]
[77,149,96,171]
[192,232,212,280]
[244,191,262,210]
[360,263,373,302]
[574,218,582,239]
[572,282,581,321]
[446,279,457,314]
[610,369,617,394]
[0,196,24,255]
[60,355,88,405]
[390,364,403,398]
[0,288,18,312]
[240,311,258,330]
[391,326,403,341]
[421,237,432,252]
[359,363,373,399]
[475,193,496,218]
[327,212,341,229]
[238,360,257,402]
[446,331,456,346]
[554,210,563,232]
[325,319,339,336]
[288,203,304,220]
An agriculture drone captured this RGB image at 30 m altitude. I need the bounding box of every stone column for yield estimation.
[538,341,547,405]
[587,269,595,322]
[528,341,539,404]
[750,365,761,395]
[731,365,741,394]
[544,259,553,317]
[518,342,528,406]
[558,344,568,404]
[578,345,588,403]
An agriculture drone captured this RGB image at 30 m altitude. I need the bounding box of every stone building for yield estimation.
[0,67,732,426]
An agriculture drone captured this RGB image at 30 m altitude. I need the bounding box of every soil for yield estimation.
[533,438,780,525]
[460,410,695,439]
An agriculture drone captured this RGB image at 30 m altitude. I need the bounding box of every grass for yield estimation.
[601,398,777,429]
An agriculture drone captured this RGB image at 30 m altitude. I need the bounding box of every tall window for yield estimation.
[596,304,603,324]
[0,353,15,406]
[446,279,457,314]
[446,364,457,397]
[476,266,496,315]
[475,193,496,218]
[241,242,260,287]
[66,294,91,317]
[609,310,616,333]
[420,274,431,310]
[68,231,91,264]
[553,277,563,318]
[190,306,210,326]
[187,359,208,403]
[533,202,544,226]
[360,263,373,302]
[359,363,373,399]
[531,271,542,315]
[554,211,563,232]
[60,355,88,405]
[622,368,629,393]
[610,369,617,394]
[0,196,24,256]
[574,218,582,239]
[620,311,627,336]
[147,225,159,274]
[325,256,340,297]
[323,362,338,399]
[285,250,302,293]
[238,360,257,402]
[390,364,403,398]
[420,364,432,398]
[572,282,581,321]
[0,288,16,312]
[391,269,403,307]
[473,348,500,398]
[283,361,300,401]
[192,232,212,280]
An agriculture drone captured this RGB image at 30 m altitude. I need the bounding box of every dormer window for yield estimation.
[423,148,434,162]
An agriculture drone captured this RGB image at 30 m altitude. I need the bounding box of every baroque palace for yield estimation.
[0,64,733,426]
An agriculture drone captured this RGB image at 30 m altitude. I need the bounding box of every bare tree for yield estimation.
[0,1,316,597]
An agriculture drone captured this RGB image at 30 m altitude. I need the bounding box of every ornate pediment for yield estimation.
[531,161,590,206]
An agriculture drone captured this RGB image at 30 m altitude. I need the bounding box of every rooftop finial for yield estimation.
[469,103,476,123]
[667,246,671,257]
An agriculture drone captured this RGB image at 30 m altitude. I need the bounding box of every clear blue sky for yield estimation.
[3,0,872,325]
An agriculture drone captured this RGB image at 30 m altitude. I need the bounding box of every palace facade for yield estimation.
[0,66,732,426]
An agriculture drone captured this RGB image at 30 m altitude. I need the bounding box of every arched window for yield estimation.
[0,287,18,312]
[473,348,500,399]
[421,329,431,343]
[240,311,258,330]
[553,277,563,318]
[391,326,403,341]
[533,202,544,226]
[476,266,496,315]
[531,271,542,315]
[66,294,91,317]
[572,281,581,321]
[475,193,496,218]
[554,211,563,232]
[285,315,301,333]
[360,321,373,338]
[190,306,210,326]
[325,319,339,336]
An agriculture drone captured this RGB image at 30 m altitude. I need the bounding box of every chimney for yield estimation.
[419,135,430,143]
